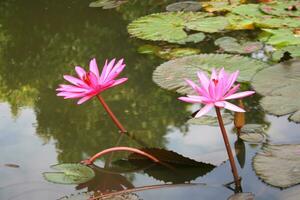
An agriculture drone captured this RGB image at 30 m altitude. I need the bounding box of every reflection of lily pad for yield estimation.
[43,163,95,184]
[127,12,208,43]
[259,29,300,47]
[187,113,233,126]
[215,37,263,54]
[153,54,269,94]
[272,45,300,61]
[228,192,255,200]
[253,144,300,188]
[260,1,300,17]
[166,1,202,12]
[138,44,200,60]
[252,59,300,123]
[186,16,229,33]
[89,0,127,9]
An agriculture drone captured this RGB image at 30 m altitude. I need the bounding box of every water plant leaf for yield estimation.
[187,113,233,126]
[153,54,269,94]
[138,44,200,60]
[43,163,95,184]
[226,14,255,30]
[259,29,300,47]
[239,124,266,143]
[253,144,300,188]
[260,1,300,17]
[232,4,263,17]
[172,32,206,44]
[186,16,229,33]
[228,192,255,200]
[215,36,263,54]
[272,45,300,61]
[89,0,127,9]
[127,12,208,43]
[254,17,300,28]
[166,1,202,12]
[252,59,300,123]
[201,1,239,13]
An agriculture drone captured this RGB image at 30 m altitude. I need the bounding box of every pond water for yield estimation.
[0,1,300,200]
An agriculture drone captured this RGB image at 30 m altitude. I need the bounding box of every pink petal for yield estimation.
[208,81,216,99]
[224,84,240,98]
[223,101,245,112]
[214,101,225,107]
[178,96,203,103]
[88,71,99,88]
[197,72,210,94]
[99,59,108,83]
[56,85,89,92]
[106,62,126,82]
[63,75,89,88]
[225,71,239,91]
[57,92,86,99]
[185,79,201,94]
[75,66,86,79]
[218,68,225,79]
[89,58,100,78]
[77,95,95,104]
[108,78,128,88]
[225,91,255,100]
[102,58,116,81]
[211,68,217,80]
[195,103,214,118]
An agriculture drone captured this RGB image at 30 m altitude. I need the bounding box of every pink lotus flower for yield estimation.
[179,68,255,118]
[57,58,127,104]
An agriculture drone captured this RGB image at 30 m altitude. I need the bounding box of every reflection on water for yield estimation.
[0,1,299,200]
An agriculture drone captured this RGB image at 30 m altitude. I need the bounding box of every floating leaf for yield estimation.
[89,0,127,9]
[252,59,300,122]
[226,14,255,30]
[127,12,208,43]
[201,1,239,13]
[239,133,265,143]
[186,16,229,33]
[215,36,263,54]
[43,163,95,184]
[138,44,200,60]
[239,123,266,144]
[59,192,140,200]
[254,17,300,28]
[172,32,206,44]
[253,144,300,188]
[272,45,300,61]
[260,1,300,17]
[187,113,233,126]
[166,1,202,12]
[259,29,300,47]
[228,192,255,200]
[153,54,269,94]
[232,4,264,17]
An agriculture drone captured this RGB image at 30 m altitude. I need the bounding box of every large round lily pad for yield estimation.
[153,54,269,94]
[43,163,95,184]
[259,29,300,47]
[253,144,300,188]
[252,59,300,123]
[185,16,229,33]
[127,12,208,43]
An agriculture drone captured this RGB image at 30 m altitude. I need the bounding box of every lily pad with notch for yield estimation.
[253,144,300,188]
[153,54,269,94]
[43,163,95,184]
[252,59,300,123]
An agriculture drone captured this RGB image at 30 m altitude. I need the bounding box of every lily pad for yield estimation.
[259,29,300,47]
[138,45,200,60]
[186,16,229,33]
[172,32,206,44]
[254,17,300,29]
[43,163,95,184]
[226,14,255,30]
[89,0,127,9]
[166,1,202,12]
[215,36,263,54]
[272,45,300,61]
[201,1,239,13]
[260,1,300,17]
[153,54,269,94]
[232,4,264,17]
[227,192,255,200]
[187,113,233,126]
[253,144,300,188]
[239,123,266,143]
[252,59,300,123]
[239,133,265,143]
[127,12,208,43]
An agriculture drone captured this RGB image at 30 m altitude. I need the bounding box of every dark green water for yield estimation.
[0,1,300,199]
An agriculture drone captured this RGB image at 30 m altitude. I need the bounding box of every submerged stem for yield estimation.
[97,95,127,133]
[215,107,241,189]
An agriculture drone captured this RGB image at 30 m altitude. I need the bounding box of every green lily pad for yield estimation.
[239,124,266,143]
[172,32,206,44]
[153,54,269,94]
[186,16,229,33]
[43,163,95,184]
[215,37,263,54]
[259,29,300,47]
[232,4,264,17]
[226,14,255,30]
[255,17,300,29]
[138,44,200,60]
[166,1,202,12]
[127,12,208,43]
[260,1,300,17]
[252,59,300,123]
[89,0,127,9]
[201,1,239,13]
[187,113,233,126]
[253,144,300,188]
[227,193,255,200]
[272,45,300,61]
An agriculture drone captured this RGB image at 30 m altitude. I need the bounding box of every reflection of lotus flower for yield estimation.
[179,68,255,117]
[57,58,127,104]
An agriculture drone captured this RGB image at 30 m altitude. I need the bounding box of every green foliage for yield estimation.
[185,16,229,33]
[272,45,300,61]
[259,29,300,47]
[260,1,300,17]
[166,1,202,12]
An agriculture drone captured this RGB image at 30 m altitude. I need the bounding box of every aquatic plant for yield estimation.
[56,58,128,132]
[178,68,255,188]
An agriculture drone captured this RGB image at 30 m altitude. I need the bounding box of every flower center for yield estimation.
[212,79,218,85]
[83,73,92,86]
